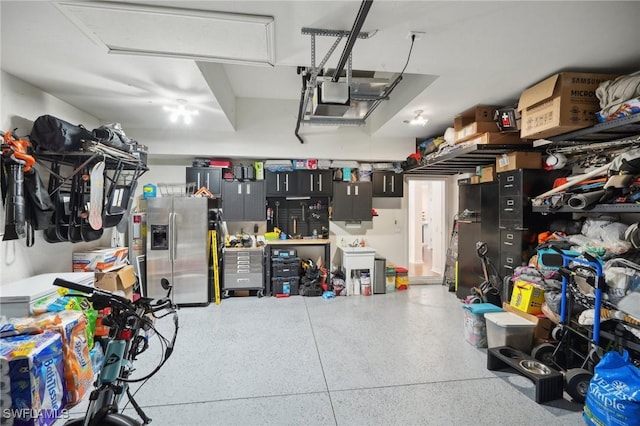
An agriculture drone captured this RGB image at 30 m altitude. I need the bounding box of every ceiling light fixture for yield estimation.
[163,100,199,125]
[407,110,428,126]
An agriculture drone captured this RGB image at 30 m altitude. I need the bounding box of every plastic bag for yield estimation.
[583,350,640,426]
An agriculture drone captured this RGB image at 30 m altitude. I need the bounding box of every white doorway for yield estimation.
[407,178,447,284]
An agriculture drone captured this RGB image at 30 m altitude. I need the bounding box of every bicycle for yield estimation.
[52,277,179,426]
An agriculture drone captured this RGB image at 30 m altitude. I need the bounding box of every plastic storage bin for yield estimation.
[461,303,504,348]
[395,267,409,290]
[385,266,396,292]
[484,311,536,352]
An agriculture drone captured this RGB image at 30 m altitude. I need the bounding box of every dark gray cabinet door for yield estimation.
[372,171,403,197]
[332,182,372,221]
[221,181,245,221]
[299,170,333,196]
[222,181,265,221]
[243,181,266,221]
[265,171,297,196]
[186,167,222,196]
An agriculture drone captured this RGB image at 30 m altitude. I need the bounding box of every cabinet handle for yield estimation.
[237,183,242,195]
[507,199,514,206]
[246,183,251,195]
[197,174,201,188]
[310,174,313,191]
[319,174,322,191]
[507,176,514,182]
[504,208,514,212]
[391,176,395,193]
[347,185,351,196]
[506,257,514,264]
[276,174,280,192]
[355,185,359,196]
[507,233,514,240]
[285,174,289,191]
[206,174,210,189]
[504,184,514,188]
[504,265,514,270]
[503,241,513,246]
[383,175,387,192]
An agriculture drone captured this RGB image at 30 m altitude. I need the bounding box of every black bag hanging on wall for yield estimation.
[29,115,94,152]
[24,168,55,231]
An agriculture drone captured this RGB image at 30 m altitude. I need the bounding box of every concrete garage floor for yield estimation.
[59,285,584,425]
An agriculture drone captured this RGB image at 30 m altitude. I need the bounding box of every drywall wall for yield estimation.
[0,71,109,284]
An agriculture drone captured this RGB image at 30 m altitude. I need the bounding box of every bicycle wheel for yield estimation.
[64,413,142,426]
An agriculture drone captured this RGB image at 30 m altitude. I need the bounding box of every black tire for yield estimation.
[531,343,556,367]
[63,413,141,426]
[565,368,593,404]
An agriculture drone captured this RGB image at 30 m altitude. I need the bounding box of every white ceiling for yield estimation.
[1,0,639,143]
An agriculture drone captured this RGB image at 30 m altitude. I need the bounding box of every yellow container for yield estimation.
[509,280,545,314]
[395,267,409,290]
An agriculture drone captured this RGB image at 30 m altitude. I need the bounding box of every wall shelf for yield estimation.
[404,142,531,175]
[532,204,640,214]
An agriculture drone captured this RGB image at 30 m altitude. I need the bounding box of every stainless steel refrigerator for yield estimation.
[146,196,209,306]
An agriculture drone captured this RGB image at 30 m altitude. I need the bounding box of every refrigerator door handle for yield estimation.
[171,212,177,261]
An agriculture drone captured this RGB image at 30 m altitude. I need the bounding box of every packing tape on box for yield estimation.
[0,375,10,393]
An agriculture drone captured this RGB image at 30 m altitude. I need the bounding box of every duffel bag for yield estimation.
[30,115,94,152]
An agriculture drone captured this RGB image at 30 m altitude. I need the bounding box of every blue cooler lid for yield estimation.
[462,303,503,315]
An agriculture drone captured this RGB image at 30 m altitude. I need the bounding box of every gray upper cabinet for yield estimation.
[298,170,333,196]
[186,167,222,197]
[265,171,298,196]
[332,182,372,221]
[372,171,403,197]
[222,180,266,221]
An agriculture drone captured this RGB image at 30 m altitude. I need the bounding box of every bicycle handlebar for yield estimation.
[54,278,133,308]
[53,278,176,316]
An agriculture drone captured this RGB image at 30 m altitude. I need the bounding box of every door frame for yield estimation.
[406,176,453,283]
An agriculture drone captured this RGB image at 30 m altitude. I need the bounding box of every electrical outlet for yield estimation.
[407,31,425,41]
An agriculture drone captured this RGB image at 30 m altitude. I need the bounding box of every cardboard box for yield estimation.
[454,121,498,143]
[509,279,545,314]
[454,105,499,130]
[503,303,553,341]
[95,264,137,300]
[480,165,496,183]
[456,132,523,146]
[73,247,129,272]
[495,151,542,173]
[518,72,620,139]
[470,176,481,184]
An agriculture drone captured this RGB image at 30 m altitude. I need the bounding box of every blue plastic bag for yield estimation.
[583,350,640,426]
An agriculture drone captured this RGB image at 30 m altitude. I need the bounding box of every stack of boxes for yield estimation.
[271,249,300,296]
[453,105,523,146]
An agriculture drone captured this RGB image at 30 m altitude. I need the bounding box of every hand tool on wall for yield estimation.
[1,130,35,241]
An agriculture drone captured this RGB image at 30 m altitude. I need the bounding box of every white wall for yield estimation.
[0,71,108,284]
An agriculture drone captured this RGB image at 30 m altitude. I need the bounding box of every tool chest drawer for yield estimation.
[223,272,263,290]
[224,251,264,263]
